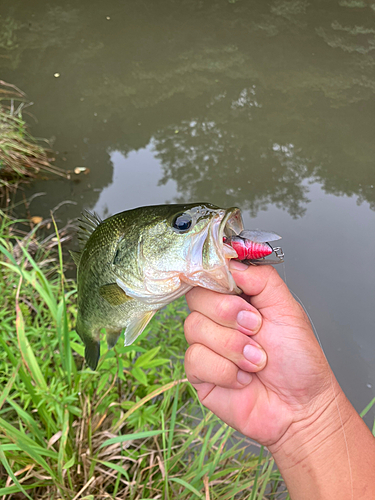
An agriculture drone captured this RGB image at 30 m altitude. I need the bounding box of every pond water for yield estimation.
[1,0,375,424]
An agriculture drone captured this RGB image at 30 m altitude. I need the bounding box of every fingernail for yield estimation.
[237,370,252,385]
[243,344,266,366]
[229,260,249,271]
[237,310,261,332]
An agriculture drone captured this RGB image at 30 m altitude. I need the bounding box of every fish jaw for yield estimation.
[179,207,243,294]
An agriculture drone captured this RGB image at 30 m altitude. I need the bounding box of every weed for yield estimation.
[0,81,66,202]
[0,215,288,499]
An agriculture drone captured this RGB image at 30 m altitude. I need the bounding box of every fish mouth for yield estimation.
[216,207,244,260]
[196,207,245,294]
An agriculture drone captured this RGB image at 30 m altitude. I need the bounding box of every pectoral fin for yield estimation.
[124,310,155,346]
[99,283,132,306]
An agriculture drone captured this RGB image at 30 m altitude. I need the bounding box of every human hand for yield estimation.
[184,261,338,448]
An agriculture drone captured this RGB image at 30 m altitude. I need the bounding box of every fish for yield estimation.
[71,203,283,370]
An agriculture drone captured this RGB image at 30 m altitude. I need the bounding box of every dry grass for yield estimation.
[0,80,67,201]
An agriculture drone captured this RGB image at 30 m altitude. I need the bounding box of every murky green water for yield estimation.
[1,0,375,422]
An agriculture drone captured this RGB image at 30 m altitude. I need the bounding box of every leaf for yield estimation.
[95,459,129,476]
[0,363,20,411]
[0,417,58,479]
[58,409,69,481]
[16,300,47,390]
[141,358,169,368]
[134,346,161,368]
[169,477,204,498]
[131,366,148,385]
[70,341,85,357]
[63,455,75,470]
[100,430,165,448]
[360,397,375,418]
[113,378,187,432]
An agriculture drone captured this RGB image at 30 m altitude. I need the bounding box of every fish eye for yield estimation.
[172,212,193,232]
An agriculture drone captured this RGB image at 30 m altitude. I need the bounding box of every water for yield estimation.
[1,0,375,423]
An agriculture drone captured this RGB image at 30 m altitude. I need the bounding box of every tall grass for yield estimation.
[0,81,66,198]
[0,214,288,499]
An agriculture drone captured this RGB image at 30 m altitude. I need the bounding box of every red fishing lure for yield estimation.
[223,229,284,264]
[223,236,272,260]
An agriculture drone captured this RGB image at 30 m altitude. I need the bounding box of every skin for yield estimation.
[184,261,375,499]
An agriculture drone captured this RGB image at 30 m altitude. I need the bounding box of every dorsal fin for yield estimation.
[77,210,102,248]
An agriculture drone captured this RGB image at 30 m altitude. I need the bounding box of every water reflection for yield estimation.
[95,147,178,216]
[0,0,374,218]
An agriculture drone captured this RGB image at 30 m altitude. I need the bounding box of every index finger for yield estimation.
[186,287,262,335]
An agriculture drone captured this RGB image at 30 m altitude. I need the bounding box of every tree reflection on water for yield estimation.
[0,0,374,217]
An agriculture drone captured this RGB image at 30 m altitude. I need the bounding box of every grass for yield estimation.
[0,212,289,499]
[0,81,66,199]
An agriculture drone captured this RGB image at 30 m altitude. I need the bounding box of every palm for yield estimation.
[184,265,332,447]
[199,313,331,446]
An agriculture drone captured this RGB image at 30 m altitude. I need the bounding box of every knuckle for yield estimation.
[217,357,234,384]
[184,345,205,383]
[216,295,240,321]
[220,331,236,353]
[184,343,200,368]
[184,311,204,341]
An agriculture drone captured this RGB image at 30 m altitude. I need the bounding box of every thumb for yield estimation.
[229,261,298,315]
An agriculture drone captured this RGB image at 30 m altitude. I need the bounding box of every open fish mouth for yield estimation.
[208,207,244,262]
[215,208,284,265]
[219,207,244,260]
[187,207,245,294]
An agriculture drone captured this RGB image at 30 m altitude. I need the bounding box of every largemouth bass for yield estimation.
[71,203,282,370]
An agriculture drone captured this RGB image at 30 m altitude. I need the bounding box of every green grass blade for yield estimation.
[249,445,264,500]
[0,362,20,411]
[6,398,45,444]
[0,337,57,434]
[16,298,47,390]
[0,242,20,266]
[52,214,75,381]
[169,477,204,499]
[0,485,40,496]
[100,430,165,448]
[58,408,70,483]
[257,457,274,499]
[94,459,129,477]
[197,423,214,474]
[0,417,59,480]
[167,382,180,463]
[0,447,33,500]
[161,411,169,500]
[360,397,375,418]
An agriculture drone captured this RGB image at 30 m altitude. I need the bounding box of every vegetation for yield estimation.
[0,81,65,199]
[0,213,288,499]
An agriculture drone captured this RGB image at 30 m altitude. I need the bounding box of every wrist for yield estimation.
[269,381,375,499]
[269,380,350,466]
